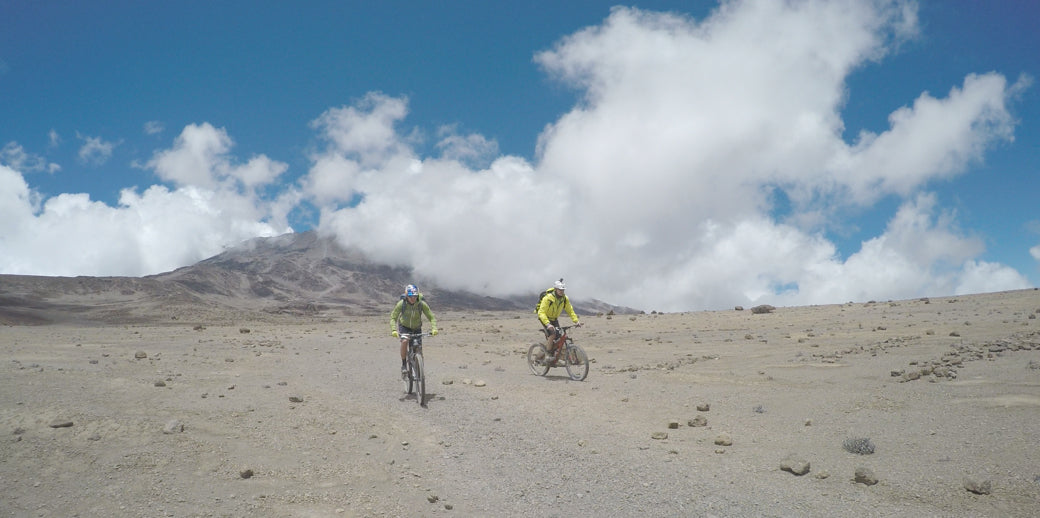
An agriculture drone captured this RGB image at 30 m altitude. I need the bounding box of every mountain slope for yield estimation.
[0,231,639,325]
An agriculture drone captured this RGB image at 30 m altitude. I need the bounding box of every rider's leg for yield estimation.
[398,325,408,373]
[544,320,561,360]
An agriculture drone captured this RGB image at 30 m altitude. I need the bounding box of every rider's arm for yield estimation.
[422,301,437,329]
[389,301,403,332]
[564,296,580,323]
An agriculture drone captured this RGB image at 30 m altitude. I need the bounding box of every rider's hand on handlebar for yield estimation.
[575,321,583,327]
[391,331,399,338]
[545,324,555,334]
[431,328,438,336]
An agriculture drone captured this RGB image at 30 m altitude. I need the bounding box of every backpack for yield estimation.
[533,287,556,314]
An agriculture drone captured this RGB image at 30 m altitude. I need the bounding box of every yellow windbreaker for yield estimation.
[536,290,579,326]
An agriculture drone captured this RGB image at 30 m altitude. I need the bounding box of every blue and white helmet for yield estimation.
[405,284,418,297]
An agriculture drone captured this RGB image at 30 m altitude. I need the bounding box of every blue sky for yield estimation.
[1,0,1038,311]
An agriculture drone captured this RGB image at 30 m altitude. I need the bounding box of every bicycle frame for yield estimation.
[528,324,589,381]
[546,325,576,359]
[400,332,430,407]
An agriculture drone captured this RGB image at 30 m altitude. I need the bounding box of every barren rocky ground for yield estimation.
[3,289,1040,517]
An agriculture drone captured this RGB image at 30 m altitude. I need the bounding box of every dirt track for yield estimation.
[3,290,1040,516]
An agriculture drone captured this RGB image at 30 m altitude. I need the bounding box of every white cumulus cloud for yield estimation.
[304,1,1031,310]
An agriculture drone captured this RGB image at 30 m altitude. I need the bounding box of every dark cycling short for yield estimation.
[398,324,421,336]
[542,319,560,338]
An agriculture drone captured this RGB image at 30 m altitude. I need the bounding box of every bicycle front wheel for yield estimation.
[412,353,426,407]
[527,343,550,376]
[405,356,415,395]
[564,344,589,381]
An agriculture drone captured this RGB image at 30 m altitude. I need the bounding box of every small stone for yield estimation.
[964,477,991,495]
[651,432,668,440]
[239,469,254,479]
[162,420,184,434]
[714,433,732,446]
[667,420,679,429]
[696,403,710,412]
[289,396,304,403]
[780,457,811,476]
[134,351,147,359]
[688,416,708,427]
[427,495,439,503]
[154,380,166,387]
[48,420,74,428]
[854,467,878,486]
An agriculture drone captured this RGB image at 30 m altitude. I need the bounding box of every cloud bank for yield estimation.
[0,0,1032,310]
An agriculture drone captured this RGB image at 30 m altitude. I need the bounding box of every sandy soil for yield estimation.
[2,289,1040,517]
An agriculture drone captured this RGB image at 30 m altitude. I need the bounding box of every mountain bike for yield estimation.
[400,332,431,407]
[527,324,589,381]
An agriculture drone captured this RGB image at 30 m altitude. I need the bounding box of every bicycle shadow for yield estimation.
[540,373,585,382]
[398,391,439,406]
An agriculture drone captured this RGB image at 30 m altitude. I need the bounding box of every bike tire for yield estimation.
[413,353,426,407]
[527,343,550,376]
[564,344,589,381]
[405,356,415,395]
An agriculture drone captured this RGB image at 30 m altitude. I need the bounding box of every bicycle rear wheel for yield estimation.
[413,353,426,407]
[527,343,550,376]
[564,344,589,381]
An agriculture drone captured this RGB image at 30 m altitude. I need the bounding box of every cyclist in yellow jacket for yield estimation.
[536,279,582,356]
[390,284,438,375]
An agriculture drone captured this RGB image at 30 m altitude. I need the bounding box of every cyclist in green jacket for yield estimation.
[536,279,582,354]
[390,284,438,375]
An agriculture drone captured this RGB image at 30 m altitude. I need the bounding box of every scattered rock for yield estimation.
[734,306,744,311]
[134,351,147,359]
[751,305,776,314]
[963,477,991,495]
[667,420,679,429]
[714,433,732,446]
[696,403,710,412]
[780,457,811,476]
[239,468,254,479]
[843,437,875,455]
[651,432,668,440]
[854,467,878,486]
[288,396,304,403]
[163,420,184,434]
[48,420,74,428]
[427,495,439,503]
[688,416,708,427]
[154,380,166,387]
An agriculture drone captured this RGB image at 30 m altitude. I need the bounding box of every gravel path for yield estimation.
[3,290,1040,516]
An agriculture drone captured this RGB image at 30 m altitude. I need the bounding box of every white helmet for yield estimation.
[553,279,566,290]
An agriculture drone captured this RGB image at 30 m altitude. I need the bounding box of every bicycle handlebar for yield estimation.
[399,332,434,339]
[539,323,583,333]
